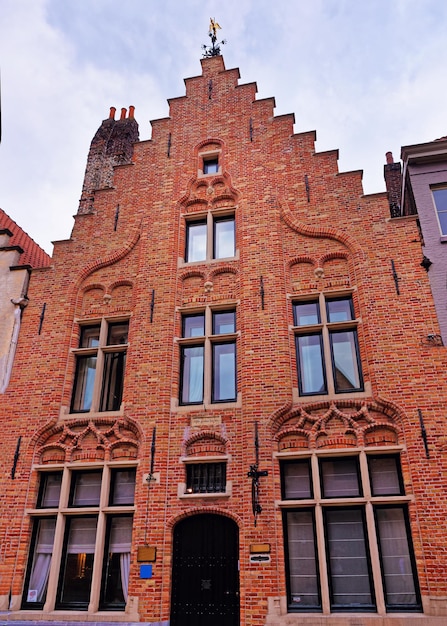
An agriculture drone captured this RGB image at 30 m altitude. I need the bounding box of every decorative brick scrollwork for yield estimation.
[272,400,401,452]
[34,416,141,464]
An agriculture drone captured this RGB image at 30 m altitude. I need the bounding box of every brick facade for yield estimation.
[1,55,447,625]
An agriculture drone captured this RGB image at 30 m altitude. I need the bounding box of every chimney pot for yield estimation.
[386,151,394,164]
[120,107,127,120]
[128,105,135,119]
[109,107,116,120]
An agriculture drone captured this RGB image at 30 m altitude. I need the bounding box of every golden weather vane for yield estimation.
[209,18,221,37]
[202,18,226,57]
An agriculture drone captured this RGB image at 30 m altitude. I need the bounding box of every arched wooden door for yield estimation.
[170,513,240,626]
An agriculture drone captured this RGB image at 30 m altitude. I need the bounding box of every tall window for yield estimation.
[71,319,128,413]
[22,465,136,612]
[293,294,363,396]
[281,453,421,613]
[432,185,447,235]
[179,308,237,405]
[185,212,235,262]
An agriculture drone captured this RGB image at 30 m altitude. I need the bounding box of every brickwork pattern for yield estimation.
[1,55,447,625]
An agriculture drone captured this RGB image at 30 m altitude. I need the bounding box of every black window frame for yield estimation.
[185,462,227,494]
[328,328,364,393]
[293,294,364,397]
[293,300,320,327]
[281,452,422,614]
[280,459,313,500]
[373,504,422,612]
[368,454,404,497]
[179,308,237,406]
[70,319,129,414]
[213,214,235,259]
[203,156,219,174]
[211,340,237,403]
[68,469,103,508]
[109,468,137,506]
[319,456,362,499]
[432,185,447,235]
[23,465,136,613]
[323,505,376,612]
[295,332,328,396]
[37,471,63,509]
[21,516,57,610]
[283,507,321,612]
[99,513,133,611]
[185,219,207,262]
[55,514,98,610]
[179,344,205,406]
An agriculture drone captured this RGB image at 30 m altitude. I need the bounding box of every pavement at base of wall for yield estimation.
[0,618,169,626]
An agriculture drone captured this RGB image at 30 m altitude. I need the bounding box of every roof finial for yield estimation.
[202,18,226,57]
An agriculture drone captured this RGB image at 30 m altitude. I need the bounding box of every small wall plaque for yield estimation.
[249,543,270,554]
[249,554,271,564]
[137,546,157,562]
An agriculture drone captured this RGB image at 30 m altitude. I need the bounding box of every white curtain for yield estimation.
[66,517,98,552]
[27,519,55,602]
[120,553,130,600]
[29,554,51,602]
[109,517,132,600]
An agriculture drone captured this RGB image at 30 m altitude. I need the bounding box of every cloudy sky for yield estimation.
[1,0,446,255]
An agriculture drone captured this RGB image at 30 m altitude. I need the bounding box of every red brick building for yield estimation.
[1,54,447,626]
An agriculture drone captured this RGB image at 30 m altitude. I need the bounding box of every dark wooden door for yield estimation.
[170,513,239,626]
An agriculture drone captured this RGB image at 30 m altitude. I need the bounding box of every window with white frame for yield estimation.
[179,308,237,405]
[432,185,447,235]
[293,294,363,396]
[185,212,235,262]
[71,319,129,413]
[22,465,136,612]
[281,452,421,613]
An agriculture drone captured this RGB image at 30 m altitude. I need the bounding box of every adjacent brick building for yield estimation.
[1,53,447,626]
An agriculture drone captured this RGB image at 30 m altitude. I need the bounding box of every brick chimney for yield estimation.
[78,107,139,214]
[384,152,402,218]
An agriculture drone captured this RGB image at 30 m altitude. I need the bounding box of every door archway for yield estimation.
[170,513,239,626]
